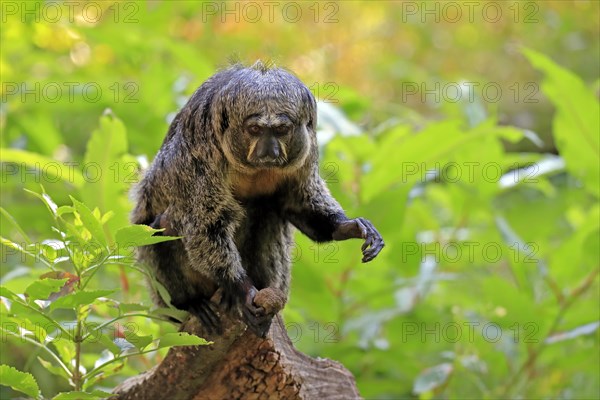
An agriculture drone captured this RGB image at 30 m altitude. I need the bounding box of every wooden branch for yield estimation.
[113,311,361,399]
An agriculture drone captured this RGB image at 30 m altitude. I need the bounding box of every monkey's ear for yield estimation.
[300,86,317,129]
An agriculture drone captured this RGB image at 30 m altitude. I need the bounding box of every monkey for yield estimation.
[131,61,384,338]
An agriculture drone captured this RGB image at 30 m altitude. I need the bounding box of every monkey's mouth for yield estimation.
[248,157,288,168]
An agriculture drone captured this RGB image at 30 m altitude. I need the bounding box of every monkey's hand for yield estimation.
[332,217,385,262]
[242,286,275,338]
[221,277,273,338]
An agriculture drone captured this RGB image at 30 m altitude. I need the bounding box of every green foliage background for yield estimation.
[1,1,599,399]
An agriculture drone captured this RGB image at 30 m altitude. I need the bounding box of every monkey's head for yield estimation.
[212,62,317,174]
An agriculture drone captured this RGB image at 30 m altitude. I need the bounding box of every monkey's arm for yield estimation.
[132,155,267,335]
[285,173,384,262]
[169,177,270,334]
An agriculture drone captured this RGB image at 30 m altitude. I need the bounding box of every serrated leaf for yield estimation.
[0,364,40,399]
[40,272,79,301]
[115,224,180,248]
[94,333,122,355]
[52,390,113,400]
[25,278,69,301]
[156,332,211,349]
[123,329,153,351]
[50,290,115,311]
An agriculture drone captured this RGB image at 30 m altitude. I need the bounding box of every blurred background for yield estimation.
[1,1,599,399]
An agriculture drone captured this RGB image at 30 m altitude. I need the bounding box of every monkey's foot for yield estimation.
[189,298,222,335]
[242,307,274,338]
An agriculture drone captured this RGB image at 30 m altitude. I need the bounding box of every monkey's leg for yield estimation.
[186,297,222,334]
[147,223,223,334]
[219,277,273,337]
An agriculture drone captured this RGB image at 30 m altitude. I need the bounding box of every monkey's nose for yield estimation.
[256,138,280,161]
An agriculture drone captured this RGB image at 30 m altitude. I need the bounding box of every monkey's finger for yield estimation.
[361,235,375,252]
[192,301,222,333]
[245,301,266,317]
[362,238,385,263]
[193,308,221,334]
[360,223,378,252]
[242,310,274,337]
[355,218,368,239]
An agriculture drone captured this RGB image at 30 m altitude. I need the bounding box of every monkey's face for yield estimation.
[239,113,308,169]
[218,69,316,174]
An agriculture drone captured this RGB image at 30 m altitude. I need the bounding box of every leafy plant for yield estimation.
[1,190,209,399]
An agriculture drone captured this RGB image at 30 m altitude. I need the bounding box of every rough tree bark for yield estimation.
[113,292,361,400]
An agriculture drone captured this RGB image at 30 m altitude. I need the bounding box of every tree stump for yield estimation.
[113,301,360,399]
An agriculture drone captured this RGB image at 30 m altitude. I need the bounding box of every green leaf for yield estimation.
[0,149,84,187]
[523,48,600,197]
[37,357,70,383]
[1,237,39,264]
[115,224,180,248]
[94,333,121,356]
[118,303,149,313]
[364,120,502,202]
[0,286,19,301]
[0,364,40,399]
[413,363,453,395]
[25,278,69,301]
[123,329,153,351]
[52,390,114,400]
[80,114,132,231]
[50,290,115,311]
[156,332,211,349]
[149,307,188,322]
[70,197,108,248]
[24,188,60,217]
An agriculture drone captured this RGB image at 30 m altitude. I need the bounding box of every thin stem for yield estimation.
[16,301,73,341]
[81,313,172,341]
[73,315,83,391]
[83,347,162,381]
[502,267,599,397]
[1,328,72,378]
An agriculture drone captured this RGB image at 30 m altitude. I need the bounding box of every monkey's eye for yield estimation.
[248,125,261,135]
[274,125,290,137]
